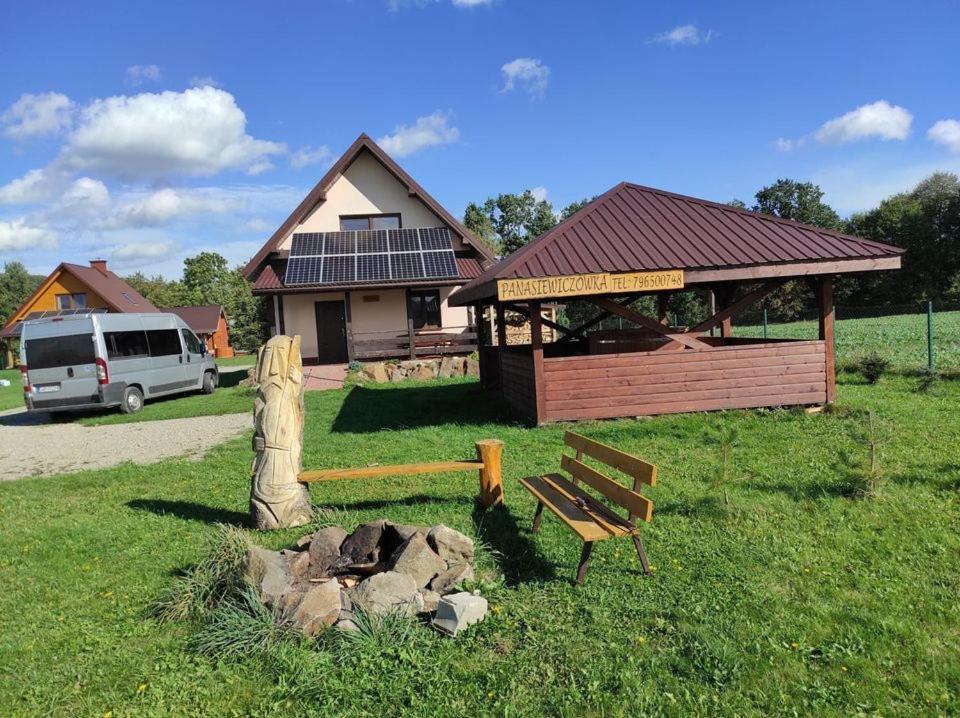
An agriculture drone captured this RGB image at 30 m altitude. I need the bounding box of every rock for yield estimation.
[350,571,418,617]
[389,533,445,588]
[438,356,456,378]
[291,580,341,635]
[427,525,475,564]
[417,589,442,614]
[295,533,313,549]
[338,589,356,623]
[430,562,475,594]
[366,362,388,383]
[340,521,385,564]
[276,589,306,618]
[288,550,311,580]
[464,358,480,377]
[242,546,291,607]
[308,525,348,576]
[387,522,424,542]
[335,619,359,632]
[432,592,488,636]
[399,360,420,371]
[415,364,435,380]
[387,364,405,382]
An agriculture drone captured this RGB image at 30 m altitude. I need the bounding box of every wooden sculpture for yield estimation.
[250,334,313,530]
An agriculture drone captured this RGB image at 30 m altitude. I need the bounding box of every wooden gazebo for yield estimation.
[448,182,903,424]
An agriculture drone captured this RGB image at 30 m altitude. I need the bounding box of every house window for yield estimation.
[339,214,401,231]
[407,290,441,329]
[56,293,87,310]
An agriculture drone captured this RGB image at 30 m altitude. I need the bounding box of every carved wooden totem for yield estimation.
[250,334,313,530]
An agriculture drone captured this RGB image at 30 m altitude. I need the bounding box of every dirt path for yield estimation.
[0,411,251,481]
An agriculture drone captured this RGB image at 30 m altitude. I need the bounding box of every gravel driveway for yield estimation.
[0,411,251,480]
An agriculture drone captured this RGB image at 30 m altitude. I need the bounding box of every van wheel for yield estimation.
[202,371,217,395]
[121,386,144,414]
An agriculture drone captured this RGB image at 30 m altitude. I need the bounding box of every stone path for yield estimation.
[302,364,347,391]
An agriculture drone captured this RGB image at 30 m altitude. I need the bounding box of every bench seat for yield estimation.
[518,474,634,542]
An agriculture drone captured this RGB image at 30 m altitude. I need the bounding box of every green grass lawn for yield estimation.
[216,354,256,368]
[737,309,960,373]
[1,375,958,716]
[0,368,23,411]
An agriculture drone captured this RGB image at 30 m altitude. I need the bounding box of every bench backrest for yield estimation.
[561,431,656,523]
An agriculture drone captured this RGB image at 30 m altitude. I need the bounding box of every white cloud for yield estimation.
[0,217,58,251]
[0,168,66,205]
[928,119,960,153]
[501,58,550,98]
[774,137,804,152]
[63,86,286,178]
[1,92,74,140]
[814,100,912,144]
[291,144,333,169]
[377,112,460,157]
[125,64,162,87]
[190,75,221,88]
[244,217,271,233]
[452,0,492,5]
[648,24,713,46]
[111,240,177,264]
[388,0,491,8]
[530,186,548,203]
[100,187,240,229]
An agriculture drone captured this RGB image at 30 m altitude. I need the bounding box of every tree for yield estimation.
[125,272,197,308]
[560,196,597,220]
[465,190,557,255]
[0,262,43,326]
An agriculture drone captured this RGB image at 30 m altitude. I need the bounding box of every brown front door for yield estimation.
[314,301,348,364]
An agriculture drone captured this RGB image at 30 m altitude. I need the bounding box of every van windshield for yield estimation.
[25,334,96,369]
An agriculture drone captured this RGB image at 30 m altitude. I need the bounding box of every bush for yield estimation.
[858,352,890,384]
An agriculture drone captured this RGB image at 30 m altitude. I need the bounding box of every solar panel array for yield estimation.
[284,227,459,286]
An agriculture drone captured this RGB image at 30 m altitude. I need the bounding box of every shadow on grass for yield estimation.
[331,382,521,433]
[471,502,555,585]
[322,493,474,513]
[127,499,249,526]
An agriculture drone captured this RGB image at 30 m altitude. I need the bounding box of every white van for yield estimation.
[20,312,219,414]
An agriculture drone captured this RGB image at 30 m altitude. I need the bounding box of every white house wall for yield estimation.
[278,151,468,251]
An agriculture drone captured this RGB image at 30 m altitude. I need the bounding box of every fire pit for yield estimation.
[242,520,486,635]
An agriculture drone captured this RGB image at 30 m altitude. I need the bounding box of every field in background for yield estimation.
[737,308,960,372]
[1,375,957,716]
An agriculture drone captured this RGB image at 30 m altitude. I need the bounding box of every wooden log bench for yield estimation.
[519,431,656,584]
[298,439,505,509]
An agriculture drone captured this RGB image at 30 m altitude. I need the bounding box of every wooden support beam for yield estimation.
[818,276,836,404]
[590,297,713,351]
[555,296,637,345]
[476,439,505,508]
[688,280,785,336]
[657,294,669,325]
[530,299,546,424]
[495,302,508,347]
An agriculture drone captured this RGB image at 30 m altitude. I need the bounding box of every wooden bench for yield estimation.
[519,431,656,585]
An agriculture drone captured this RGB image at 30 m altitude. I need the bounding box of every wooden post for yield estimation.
[495,302,507,347]
[530,300,546,424]
[476,439,505,508]
[717,288,733,338]
[817,276,836,404]
[657,293,669,325]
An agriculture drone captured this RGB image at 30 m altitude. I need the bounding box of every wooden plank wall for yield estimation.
[499,348,537,420]
[542,340,827,421]
[478,345,500,389]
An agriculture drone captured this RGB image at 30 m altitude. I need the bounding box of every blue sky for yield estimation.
[1,0,959,278]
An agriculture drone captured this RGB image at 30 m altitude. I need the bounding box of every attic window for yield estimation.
[340,214,401,231]
[122,292,139,305]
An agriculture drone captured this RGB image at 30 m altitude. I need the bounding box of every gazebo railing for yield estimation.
[351,324,477,361]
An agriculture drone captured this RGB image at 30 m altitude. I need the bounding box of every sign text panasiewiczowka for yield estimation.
[497,270,684,301]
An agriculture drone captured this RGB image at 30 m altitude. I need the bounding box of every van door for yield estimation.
[23,332,101,407]
[143,327,192,395]
[181,328,207,387]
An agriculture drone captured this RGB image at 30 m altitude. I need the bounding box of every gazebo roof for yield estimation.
[449,182,903,306]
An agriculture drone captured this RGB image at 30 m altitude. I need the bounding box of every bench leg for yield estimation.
[575,541,594,585]
[531,501,545,534]
[632,533,652,576]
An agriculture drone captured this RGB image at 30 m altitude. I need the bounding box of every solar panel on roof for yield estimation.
[284,227,457,286]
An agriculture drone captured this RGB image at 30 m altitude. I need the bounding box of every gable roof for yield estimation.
[449,182,904,306]
[1,262,158,336]
[243,133,495,281]
[161,305,225,335]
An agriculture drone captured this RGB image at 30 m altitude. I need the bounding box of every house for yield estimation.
[1,260,158,363]
[242,133,496,365]
[161,305,234,358]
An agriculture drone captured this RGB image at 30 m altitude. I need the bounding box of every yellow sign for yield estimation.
[497,270,684,301]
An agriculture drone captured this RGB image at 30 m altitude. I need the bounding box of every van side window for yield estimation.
[147,329,182,357]
[181,329,206,354]
[105,330,150,359]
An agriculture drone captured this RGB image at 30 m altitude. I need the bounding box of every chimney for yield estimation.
[89,259,108,276]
